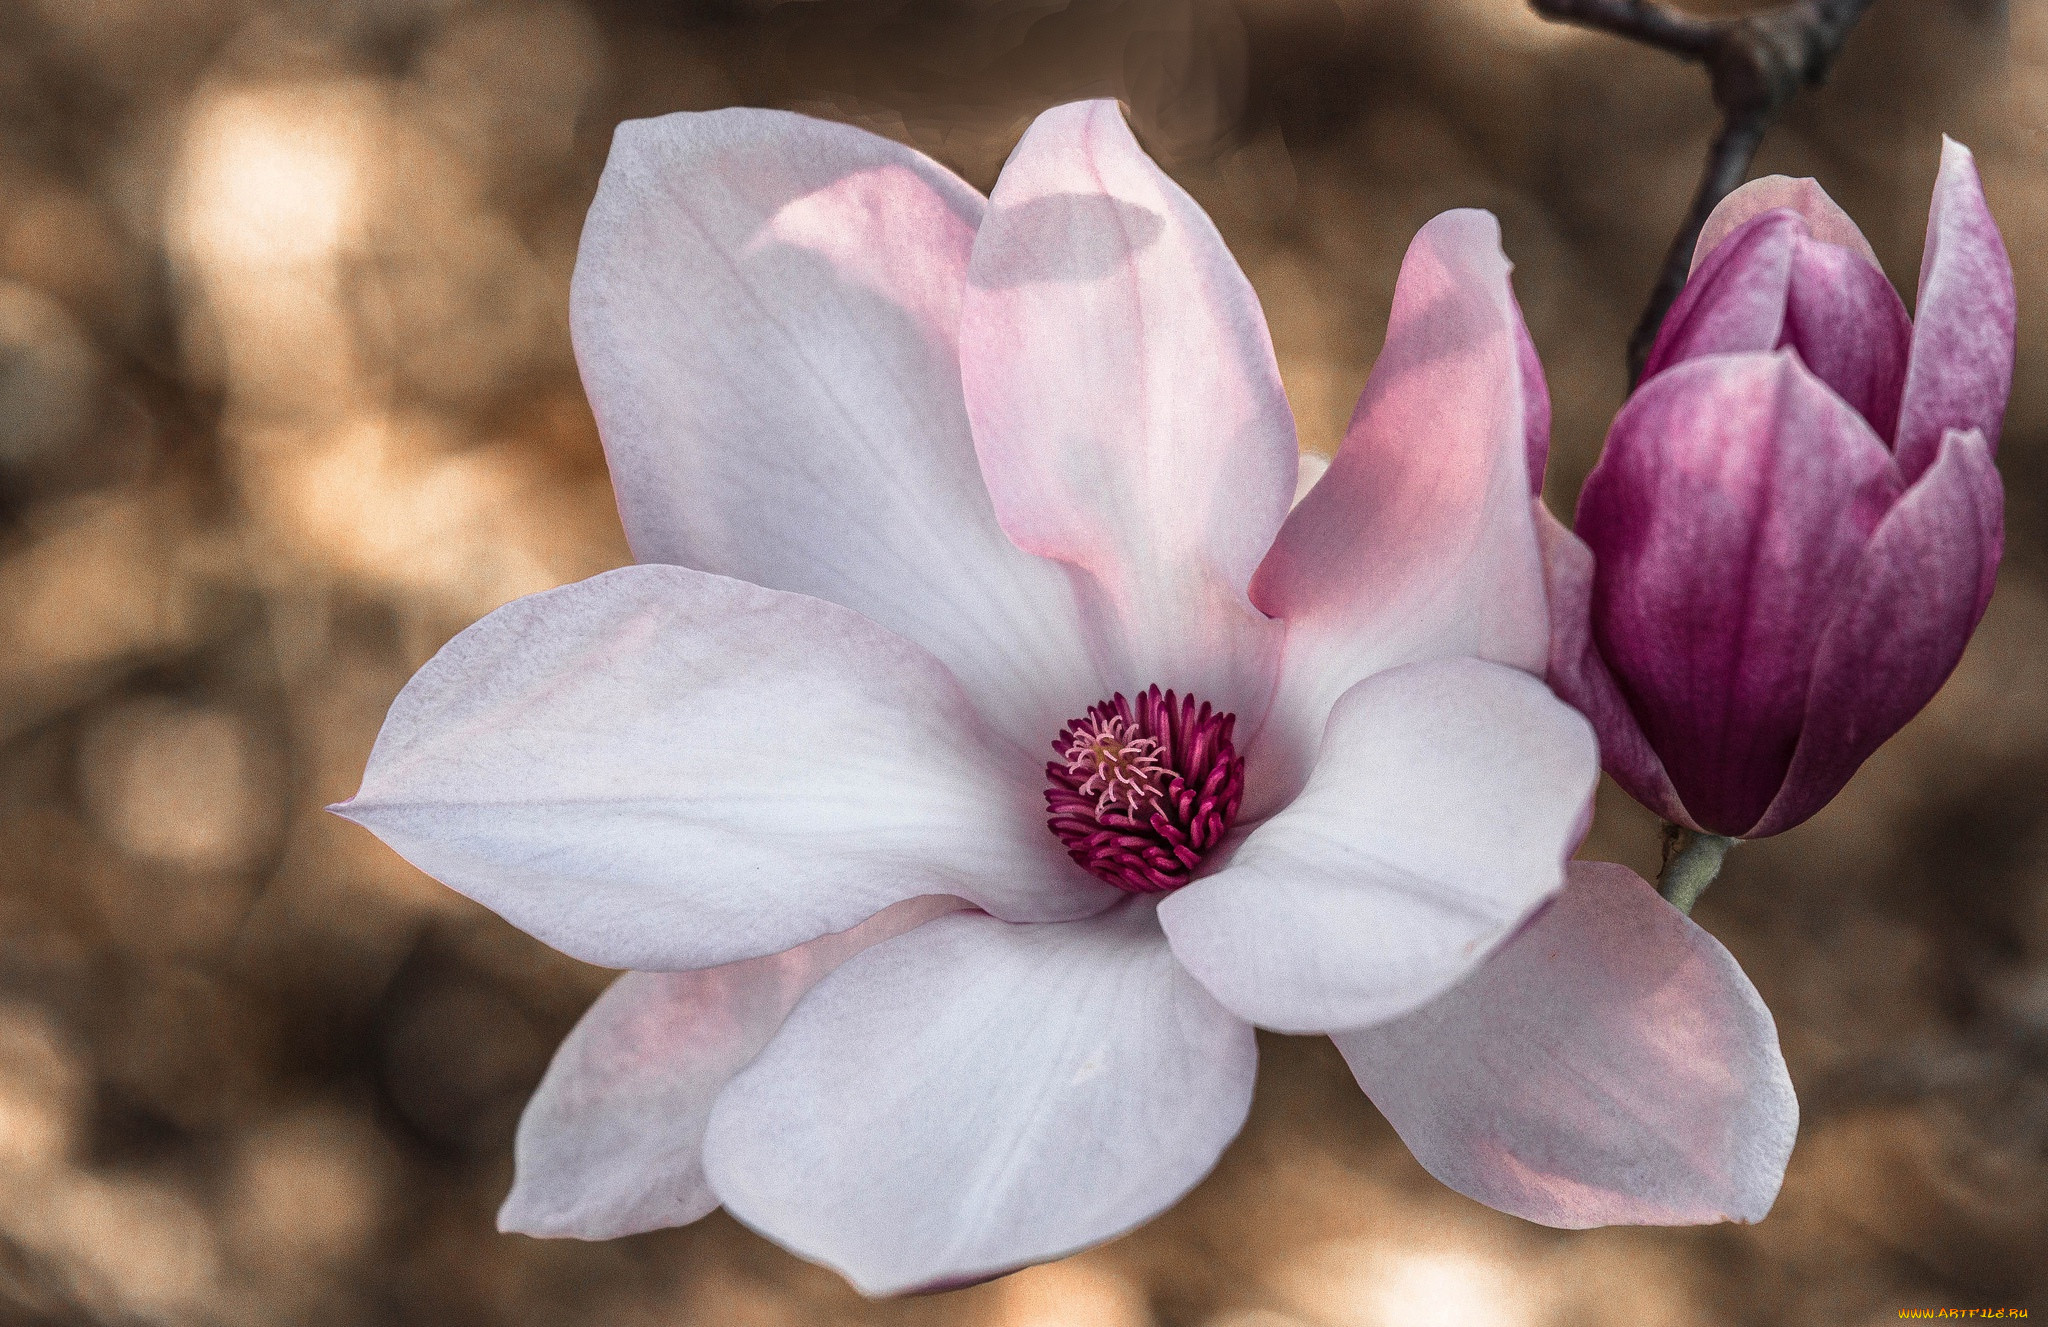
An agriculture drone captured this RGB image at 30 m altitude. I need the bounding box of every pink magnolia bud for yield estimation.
[1543,140,2013,838]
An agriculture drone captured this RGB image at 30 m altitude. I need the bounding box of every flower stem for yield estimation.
[1658,823,1736,913]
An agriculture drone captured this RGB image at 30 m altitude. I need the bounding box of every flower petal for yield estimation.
[1780,231,1912,443]
[1641,211,1798,382]
[1894,137,2016,485]
[1159,657,1596,1034]
[572,108,1105,751]
[959,99,1294,720]
[1292,451,1331,509]
[1576,351,1901,836]
[1334,861,1797,1228]
[1691,174,1880,274]
[1664,181,1909,435]
[1245,211,1549,813]
[701,902,1256,1296]
[1750,428,2003,837]
[499,896,963,1240]
[1537,503,1694,829]
[1518,302,1552,495]
[336,566,1116,972]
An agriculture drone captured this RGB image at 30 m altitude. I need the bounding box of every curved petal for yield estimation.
[1691,174,1880,274]
[1159,657,1596,1034]
[1517,302,1552,495]
[336,566,1116,972]
[1576,351,1901,836]
[959,99,1294,722]
[1641,211,1797,383]
[1781,232,1912,443]
[702,902,1256,1296]
[1671,180,1908,437]
[1536,503,1694,829]
[1750,428,2003,837]
[572,108,1105,752]
[500,896,962,1239]
[1334,862,1797,1228]
[1245,211,1549,814]
[1895,137,2015,485]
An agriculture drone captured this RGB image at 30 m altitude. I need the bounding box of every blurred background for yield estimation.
[0,0,2042,1322]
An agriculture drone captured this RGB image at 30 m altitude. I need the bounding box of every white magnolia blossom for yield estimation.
[337,99,1796,1295]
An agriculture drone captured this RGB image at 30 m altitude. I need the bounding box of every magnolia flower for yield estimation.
[1545,140,2013,839]
[337,100,1796,1294]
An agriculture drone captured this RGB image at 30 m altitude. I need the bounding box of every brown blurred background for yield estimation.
[0,0,2042,1323]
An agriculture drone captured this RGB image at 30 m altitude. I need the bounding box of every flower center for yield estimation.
[1044,686,1245,894]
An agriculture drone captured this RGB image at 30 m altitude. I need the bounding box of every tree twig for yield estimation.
[1531,0,1883,384]
[1529,0,1720,55]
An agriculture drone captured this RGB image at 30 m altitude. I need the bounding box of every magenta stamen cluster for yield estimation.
[1045,686,1246,894]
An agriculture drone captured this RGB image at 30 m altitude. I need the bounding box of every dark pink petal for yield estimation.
[1335,862,1797,1228]
[1749,428,2003,837]
[1781,234,1912,443]
[337,566,1116,973]
[702,902,1255,1296]
[572,108,1108,755]
[1660,179,1909,438]
[1894,138,2016,485]
[1577,352,1900,836]
[959,100,1294,722]
[1691,174,1879,275]
[1244,210,1548,813]
[1536,503,1695,830]
[499,896,962,1239]
[1639,212,1798,383]
[1517,301,1552,495]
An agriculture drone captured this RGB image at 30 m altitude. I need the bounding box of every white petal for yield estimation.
[573,108,1105,749]
[959,100,1294,721]
[701,902,1256,1296]
[1246,211,1549,814]
[338,565,1116,972]
[1335,862,1798,1228]
[1160,657,1596,1033]
[500,896,963,1239]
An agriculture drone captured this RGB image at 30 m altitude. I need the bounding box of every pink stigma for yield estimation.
[1045,686,1246,894]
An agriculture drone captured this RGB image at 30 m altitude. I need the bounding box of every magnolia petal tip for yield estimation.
[1336,861,1797,1232]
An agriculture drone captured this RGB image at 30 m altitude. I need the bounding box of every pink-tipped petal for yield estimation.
[336,566,1116,973]
[1245,211,1548,813]
[1159,657,1596,1034]
[1640,212,1798,383]
[1576,351,1901,836]
[1894,138,2016,485]
[1672,177,1909,438]
[499,896,963,1240]
[1780,233,1913,443]
[1691,174,1880,274]
[572,108,1105,752]
[1660,189,1909,436]
[1749,428,2003,837]
[1334,862,1797,1228]
[959,100,1294,721]
[1536,503,1695,829]
[702,902,1256,1297]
